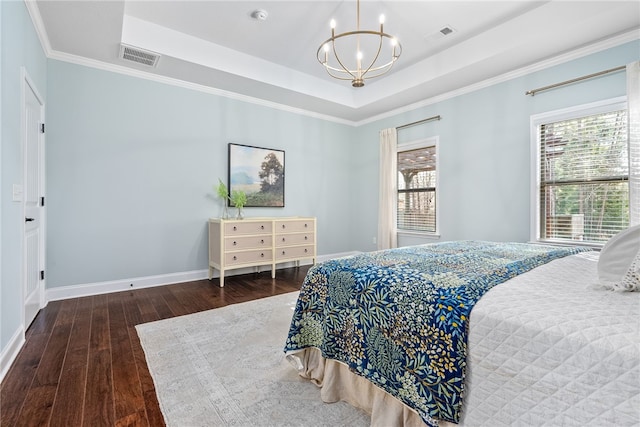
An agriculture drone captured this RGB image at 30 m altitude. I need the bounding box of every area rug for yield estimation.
[135,292,369,426]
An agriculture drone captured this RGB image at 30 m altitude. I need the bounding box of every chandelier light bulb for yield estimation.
[357,51,363,60]
[323,43,330,53]
[330,19,336,29]
[379,14,385,24]
[391,38,398,46]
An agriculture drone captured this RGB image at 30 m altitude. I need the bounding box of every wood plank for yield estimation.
[83,295,115,426]
[49,296,93,427]
[0,332,50,426]
[155,286,190,317]
[13,299,78,425]
[143,287,174,320]
[166,283,213,315]
[108,293,147,426]
[25,300,63,338]
[129,328,165,427]
[131,288,160,324]
[122,289,164,426]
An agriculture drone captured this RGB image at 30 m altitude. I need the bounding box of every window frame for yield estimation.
[396,136,440,237]
[530,96,628,247]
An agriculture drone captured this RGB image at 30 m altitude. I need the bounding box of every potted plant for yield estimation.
[230,189,247,219]
[215,179,230,219]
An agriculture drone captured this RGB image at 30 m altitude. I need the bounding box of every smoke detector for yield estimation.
[251,9,268,21]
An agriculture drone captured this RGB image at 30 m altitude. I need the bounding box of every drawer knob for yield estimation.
[233,226,237,231]
[261,253,265,258]
[282,250,286,255]
[304,248,308,253]
[233,241,237,246]
[261,225,264,230]
[233,256,237,260]
[304,223,308,228]
[304,236,308,240]
[282,237,286,242]
[261,239,264,244]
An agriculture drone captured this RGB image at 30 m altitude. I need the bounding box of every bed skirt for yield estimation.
[286,347,456,427]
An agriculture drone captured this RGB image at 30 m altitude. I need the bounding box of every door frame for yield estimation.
[21,67,46,329]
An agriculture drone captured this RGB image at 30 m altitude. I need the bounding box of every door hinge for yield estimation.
[40,270,45,280]
[40,123,45,133]
[41,196,45,207]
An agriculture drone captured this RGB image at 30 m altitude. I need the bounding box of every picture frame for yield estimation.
[228,143,285,207]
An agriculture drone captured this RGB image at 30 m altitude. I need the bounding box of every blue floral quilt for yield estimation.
[284,241,588,426]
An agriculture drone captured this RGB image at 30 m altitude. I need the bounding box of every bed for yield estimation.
[284,240,640,426]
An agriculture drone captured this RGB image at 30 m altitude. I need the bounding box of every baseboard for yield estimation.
[46,269,210,302]
[0,327,25,383]
[45,251,361,302]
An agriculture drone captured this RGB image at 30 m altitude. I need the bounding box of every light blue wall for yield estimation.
[350,41,639,251]
[1,1,47,352]
[46,60,356,288]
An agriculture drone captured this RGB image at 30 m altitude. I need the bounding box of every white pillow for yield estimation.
[598,225,640,290]
[615,249,640,291]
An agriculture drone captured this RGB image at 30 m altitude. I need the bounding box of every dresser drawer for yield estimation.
[224,221,272,235]
[275,233,315,247]
[225,249,272,266]
[275,245,315,261]
[225,235,272,250]
[275,219,314,234]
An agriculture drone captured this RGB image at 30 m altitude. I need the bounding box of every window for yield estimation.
[397,138,438,233]
[532,98,630,245]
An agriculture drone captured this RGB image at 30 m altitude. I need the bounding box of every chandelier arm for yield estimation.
[360,34,384,79]
[331,39,358,80]
[319,57,400,75]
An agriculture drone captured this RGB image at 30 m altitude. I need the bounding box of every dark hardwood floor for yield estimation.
[0,266,309,427]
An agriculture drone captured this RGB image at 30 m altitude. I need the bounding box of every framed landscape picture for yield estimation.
[228,143,285,207]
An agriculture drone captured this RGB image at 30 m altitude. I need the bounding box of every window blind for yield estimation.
[539,109,629,243]
[397,146,436,232]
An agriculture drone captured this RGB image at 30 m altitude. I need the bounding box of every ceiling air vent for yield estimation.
[119,44,160,67]
[424,26,456,42]
[439,26,454,36]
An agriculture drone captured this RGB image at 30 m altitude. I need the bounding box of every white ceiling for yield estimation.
[31,1,640,124]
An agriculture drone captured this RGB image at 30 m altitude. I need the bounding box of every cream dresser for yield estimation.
[208,217,316,287]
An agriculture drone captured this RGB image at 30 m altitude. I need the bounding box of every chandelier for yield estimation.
[317,0,402,87]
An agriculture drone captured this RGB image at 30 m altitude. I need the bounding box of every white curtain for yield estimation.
[378,128,398,250]
[628,61,640,226]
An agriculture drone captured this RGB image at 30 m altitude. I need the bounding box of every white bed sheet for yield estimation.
[462,251,640,426]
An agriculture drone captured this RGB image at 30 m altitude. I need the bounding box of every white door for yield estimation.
[23,72,45,329]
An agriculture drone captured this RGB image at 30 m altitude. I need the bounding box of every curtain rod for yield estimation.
[396,115,441,130]
[525,65,626,96]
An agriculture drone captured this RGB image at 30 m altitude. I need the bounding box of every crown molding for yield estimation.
[24,0,52,56]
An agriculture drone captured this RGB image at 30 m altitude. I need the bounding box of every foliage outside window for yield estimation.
[397,143,437,232]
[534,100,629,245]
